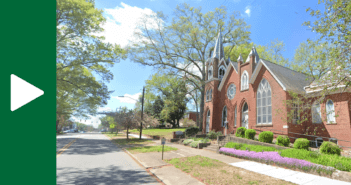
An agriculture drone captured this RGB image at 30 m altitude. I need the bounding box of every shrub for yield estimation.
[293,138,310,150]
[244,129,256,140]
[258,131,274,143]
[181,118,197,127]
[190,141,201,148]
[200,138,210,143]
[206,130,223,139]
[224,142,279,152]
[183,139,194,145]
[235,127,247,138]
[276,135,290,147]
[320,141,341,156]
[185,127,200,137]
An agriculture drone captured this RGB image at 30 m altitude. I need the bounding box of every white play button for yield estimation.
[11,74,44,111]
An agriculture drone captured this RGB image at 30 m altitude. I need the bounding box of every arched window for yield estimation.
[209,89,212,100]
[257,79,272,124]
[227,84,236,100]
[218,66,226,80]
[326,99,336,123]
[242,102,249,129]
[241,71,249,90]
[234,105,237,127]
[312,101,322,123]
[206,90,209,101]
[208,66,213,80]
[206,110,210,133]
[222,106,227,127]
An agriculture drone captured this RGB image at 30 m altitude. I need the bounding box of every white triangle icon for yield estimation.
[11,74,44,111]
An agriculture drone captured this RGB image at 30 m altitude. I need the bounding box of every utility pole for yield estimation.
[139,86,145,140]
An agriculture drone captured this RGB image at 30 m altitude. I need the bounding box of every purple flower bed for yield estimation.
[219,147,315,170]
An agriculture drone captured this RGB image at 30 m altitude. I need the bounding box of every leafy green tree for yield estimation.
[128,3,251,129]
[56,0,126,132]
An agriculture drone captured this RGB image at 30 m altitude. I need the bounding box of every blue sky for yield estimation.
[78,0,323,127]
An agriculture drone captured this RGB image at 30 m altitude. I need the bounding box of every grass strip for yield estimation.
[111,138,153,146]
[127,145,178,154]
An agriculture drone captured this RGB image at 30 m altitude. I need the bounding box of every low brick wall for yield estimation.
[223,136,290,150]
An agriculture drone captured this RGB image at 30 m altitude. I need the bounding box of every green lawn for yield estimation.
[127,145,178,154]
[103,132,124,138]
[125,128,187,138]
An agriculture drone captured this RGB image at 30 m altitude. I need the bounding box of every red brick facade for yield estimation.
[203,48,351,149]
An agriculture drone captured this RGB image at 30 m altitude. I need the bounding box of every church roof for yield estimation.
[250,59,315,93]
[245,46,260,64]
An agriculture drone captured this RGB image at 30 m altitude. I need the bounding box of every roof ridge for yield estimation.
[261,59,314,78]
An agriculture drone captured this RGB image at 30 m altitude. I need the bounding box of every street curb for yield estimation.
[123,148,165,185]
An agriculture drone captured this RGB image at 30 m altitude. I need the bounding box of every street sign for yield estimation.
[161,137,166,145]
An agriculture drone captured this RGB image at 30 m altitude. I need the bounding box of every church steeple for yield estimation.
[212,30,225,61]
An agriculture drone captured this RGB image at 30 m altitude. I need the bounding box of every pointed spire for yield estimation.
[212,30,225,61]
[237,54,243,62]
[245,45,260,63]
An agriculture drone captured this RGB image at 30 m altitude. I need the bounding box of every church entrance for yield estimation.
[242,102,249,129]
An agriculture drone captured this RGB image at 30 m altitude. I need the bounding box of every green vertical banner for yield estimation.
[0,1,55,184]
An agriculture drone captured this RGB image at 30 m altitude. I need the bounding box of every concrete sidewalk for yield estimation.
[126,133,351,185]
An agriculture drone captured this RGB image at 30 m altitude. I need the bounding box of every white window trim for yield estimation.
[329,138,338,145]
[209,89,212,101]
[326,99,336,123]
[256,79,272,125]
[241,70,249,90]
[312,101,322,124]
[218,65,226,80]
[234,105,237,127]
[208,66,213,80]
[222,106,227,127]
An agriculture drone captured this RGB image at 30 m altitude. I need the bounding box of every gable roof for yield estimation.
[218,62,238,91]
[250,59,314,93]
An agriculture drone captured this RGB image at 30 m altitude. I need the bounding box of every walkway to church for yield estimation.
[127,133,351,185]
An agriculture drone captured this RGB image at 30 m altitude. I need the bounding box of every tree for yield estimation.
[128,3,251,130]
[145,73,189,128]
[56,0,126,132]
[113,107,138,140]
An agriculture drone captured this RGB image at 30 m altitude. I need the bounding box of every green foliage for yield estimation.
[235,127,246,138]
[56,0,126,130]
[319,141,341,156]
[276,135,290,147]
[183,139,194,145]
[244,129,256,140]
[206,130,222,139]
[185,127,200,137]
[293,138,310,150]
[190,141,201,148]
[200,138,210,143]
[224,142,280,152]
[280,148,351,172]
[258,131,273,143]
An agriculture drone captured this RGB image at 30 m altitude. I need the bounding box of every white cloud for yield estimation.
[94,2,161,48]
[112,92,142,104]
[245,6,251,17]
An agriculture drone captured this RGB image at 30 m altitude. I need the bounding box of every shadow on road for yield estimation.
[57,165,159,185]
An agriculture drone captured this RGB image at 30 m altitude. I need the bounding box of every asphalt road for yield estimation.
[56,132,160,185]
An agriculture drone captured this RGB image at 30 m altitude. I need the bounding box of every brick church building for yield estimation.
[203,31,351,149]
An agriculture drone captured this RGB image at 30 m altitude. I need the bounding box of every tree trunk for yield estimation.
[177,118,180,128]
[199,83,204,131]
[56,120,60,133]
[127,127,129,140]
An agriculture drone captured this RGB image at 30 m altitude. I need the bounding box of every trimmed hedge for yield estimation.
[185,127,200,136]
[235,127,247,138]
[320,141,341,156]
[276,135,290,147]
[244,129,256,140]
[224,142,281,152]
[258,131,273,143]
[206,130,222,139]
[294,138,310,150]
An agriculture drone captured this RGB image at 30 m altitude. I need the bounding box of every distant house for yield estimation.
[183,111,199,123]
[203,30,351,149]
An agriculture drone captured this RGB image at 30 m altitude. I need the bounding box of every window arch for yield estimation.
[312,101,322,123]
[208,66,213,80]
[227,84,236,100]
[241,71,249,90]
[326,99,336,123]
[222,106,227,127]
[218,66,226,80]
[257,79,272,124]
